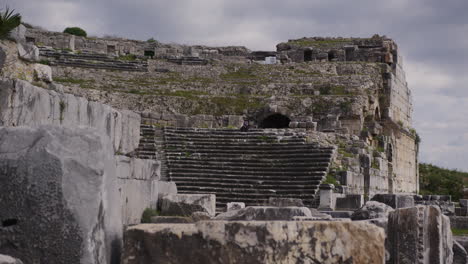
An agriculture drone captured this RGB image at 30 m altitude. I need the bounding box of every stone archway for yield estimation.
[260,114,291,128]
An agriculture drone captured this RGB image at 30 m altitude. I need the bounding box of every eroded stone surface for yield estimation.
[0,126,122,264]
[387,205,453,264]
[215,206,313,221]
[351,201,394,220]
[161,194,216,217]
[0,79,140,153]
[122,221,385,264]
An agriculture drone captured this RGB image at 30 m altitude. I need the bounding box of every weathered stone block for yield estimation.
[17,42,39,61]
[33,64,52,83]
[0,126,122,264]
[161,194,216,217]
[450,216,468,230]
[453,241,468,264]
[460,199,468,208]
[372,194,414,209]
[268,197,304,207]
[387,206,453,264]
[150,216,193,224]
[215,206,312,221]
[351,201,394,220]
[226,202,245,211]
[335,194,364,210]
[122,221,386,264]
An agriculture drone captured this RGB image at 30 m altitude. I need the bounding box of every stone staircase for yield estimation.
[39,48,148,72]
[135,124,168,180]
[161,127,334,211]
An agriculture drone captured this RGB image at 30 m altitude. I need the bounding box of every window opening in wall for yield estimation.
[107,45,116,54]
[387,144,393,162]
[2,218,18,227]
[375,107,381,121]
[260,114,291,128]
[304,50,313,62]
[25,37,35,43]
[144,50,155,58]
[328,51,336,61]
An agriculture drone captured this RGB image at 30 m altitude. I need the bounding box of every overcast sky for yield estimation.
[6,0,468,171]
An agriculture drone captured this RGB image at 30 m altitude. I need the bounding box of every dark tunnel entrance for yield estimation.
[260,114,291,128]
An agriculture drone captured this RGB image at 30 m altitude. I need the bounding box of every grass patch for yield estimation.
[220,67,258,80]
[257,135,275,143]
[323,174,339,186]
[117,54,137,61]
[141,208,160,223]
[54,77,95,89]
[452,228,468,236]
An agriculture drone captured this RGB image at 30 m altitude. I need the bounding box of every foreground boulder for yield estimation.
[0,126,122,264]
[160,194,216,217]
[122,221,385,264]
[387,205,453,264]
[215,206,313,221]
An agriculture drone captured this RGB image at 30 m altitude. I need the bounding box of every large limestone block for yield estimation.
[0,79,140,153]
[161,194,216,217]
[215,206,313,221]
[453,241,468,264]
[115,156,160,225]
[387,205,453,264]
[33,64,52,83]
[122,221,386,264]
[17,42,39,61]
[0,126,122,264]
[371,194,414,209]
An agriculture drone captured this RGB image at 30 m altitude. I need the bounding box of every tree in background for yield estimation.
[0,7,21,39]
[63,27,87,37]
[419,163,466,200]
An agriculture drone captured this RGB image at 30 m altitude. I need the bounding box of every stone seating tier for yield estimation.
[136,125,333,212]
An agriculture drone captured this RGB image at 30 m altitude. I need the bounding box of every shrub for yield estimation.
[0,7,21,39]
[63,27,87,37]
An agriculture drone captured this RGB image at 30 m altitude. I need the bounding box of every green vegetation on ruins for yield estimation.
[0,7,21,39]
[419,163,468,201]
[63,26,87,37]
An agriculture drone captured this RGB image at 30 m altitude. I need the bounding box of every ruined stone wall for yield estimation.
[386,58,413,127]
[24,28,74,50]
[392,131,418,193]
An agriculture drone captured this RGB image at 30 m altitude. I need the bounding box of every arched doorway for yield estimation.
[260,114,291,128]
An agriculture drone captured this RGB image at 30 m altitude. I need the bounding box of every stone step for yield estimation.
[176,187,318,196]
[169,177,323,185]
[165,152,333,159]
[168,164,329,172]
[167,159,331,168]
[176,189,317,198]
[169,171,326,179]
[163,132,306,137]
[167,157,330,167]
[165,148,334,155]
[164,138,308,144]
[168,172,325,183]
[172,180,322,189]
[164,134,308,140]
